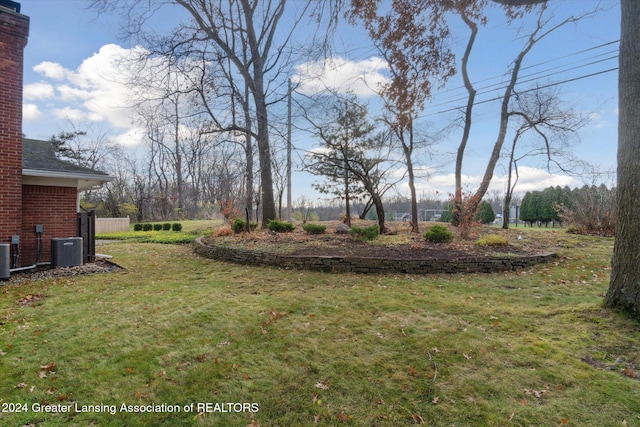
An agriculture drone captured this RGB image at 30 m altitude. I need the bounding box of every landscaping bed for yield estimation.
[198,221,559,274]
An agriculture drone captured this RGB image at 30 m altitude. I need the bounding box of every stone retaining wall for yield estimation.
[193,237,557,275]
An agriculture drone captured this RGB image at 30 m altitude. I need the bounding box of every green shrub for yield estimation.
[302,223,326,235]
[153,223,163,231]
[349,225,379,241]
[172,223,183,232]
[162,222,172,231]
[477,234,509,246]
[232,218,248,233]
[424,224,454,243]
[133,223,143,232]
[267,220,295,233]
[231,218,257,233]
[142,223,153,232]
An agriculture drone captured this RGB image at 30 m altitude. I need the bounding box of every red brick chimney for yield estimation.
[0,1,29,244]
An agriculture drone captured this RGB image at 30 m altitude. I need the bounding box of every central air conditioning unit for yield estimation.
[51,237,83,268]
[0,243,9,281]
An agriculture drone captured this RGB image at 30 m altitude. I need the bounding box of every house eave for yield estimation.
[22,169,113,191]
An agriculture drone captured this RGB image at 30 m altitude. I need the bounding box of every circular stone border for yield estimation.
[193,237,557,275]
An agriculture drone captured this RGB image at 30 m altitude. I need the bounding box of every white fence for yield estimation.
[95,218,130,233]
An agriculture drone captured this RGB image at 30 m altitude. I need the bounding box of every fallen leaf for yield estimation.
[623,367,638,378]
[337,412,348,423]
[432,396,439,404]
[411,414,425,424]
[315,381,329,390]
[40,362,56,372]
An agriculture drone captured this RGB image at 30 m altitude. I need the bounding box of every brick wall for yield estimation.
[0,7,29,247]
[21,185,77,266]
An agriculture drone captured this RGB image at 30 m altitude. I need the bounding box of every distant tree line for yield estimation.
[519,185,615,235]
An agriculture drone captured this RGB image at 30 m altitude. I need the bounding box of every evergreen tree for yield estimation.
[476,201,496,224]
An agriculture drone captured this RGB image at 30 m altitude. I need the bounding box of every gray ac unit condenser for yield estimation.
[0,243,9,280]
[51,237,83,268]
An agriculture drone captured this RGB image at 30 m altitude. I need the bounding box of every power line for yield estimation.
[431,53,618,110]
[426,67,618,118]
[430,40,618,105]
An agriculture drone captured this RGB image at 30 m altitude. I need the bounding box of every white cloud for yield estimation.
[27,44,148,136]
[507,166,576,192]
[57,85,92,101]
[23,103,42,121]
[24,81,55,100]
[53,106,87,122]
[33,61,69,80]
[112,127,148,147]
[293,56,389,97]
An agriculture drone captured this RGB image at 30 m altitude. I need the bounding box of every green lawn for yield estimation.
[1,231,638,426]
[95,220,223,244]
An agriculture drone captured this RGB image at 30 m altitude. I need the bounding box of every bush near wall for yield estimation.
[424,225,454,243]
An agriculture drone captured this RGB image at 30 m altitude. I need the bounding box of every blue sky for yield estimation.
[19,0,620,203]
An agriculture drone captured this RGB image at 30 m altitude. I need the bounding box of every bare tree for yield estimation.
[452,6,483,226]
[89,0,341,227]
[502,85,588,227]
[460,6,596,224]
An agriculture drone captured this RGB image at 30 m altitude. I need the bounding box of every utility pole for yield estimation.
[286,78,292,221]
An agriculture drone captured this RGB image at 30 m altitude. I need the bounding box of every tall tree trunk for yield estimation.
[253,78,277,227]
[604,0,640,316]
[503,130,522,228]
[371,193,387,235]
[453,12,478,227]
[244,80,254,222]
[174,102,183,218]
[403,122,419,233]
[344,160,351,226]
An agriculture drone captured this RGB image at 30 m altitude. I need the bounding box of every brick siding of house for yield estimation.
[0,7,29,250]
[21,185,77,265]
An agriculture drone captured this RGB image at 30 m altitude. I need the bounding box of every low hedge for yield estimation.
[132,222,184,232]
